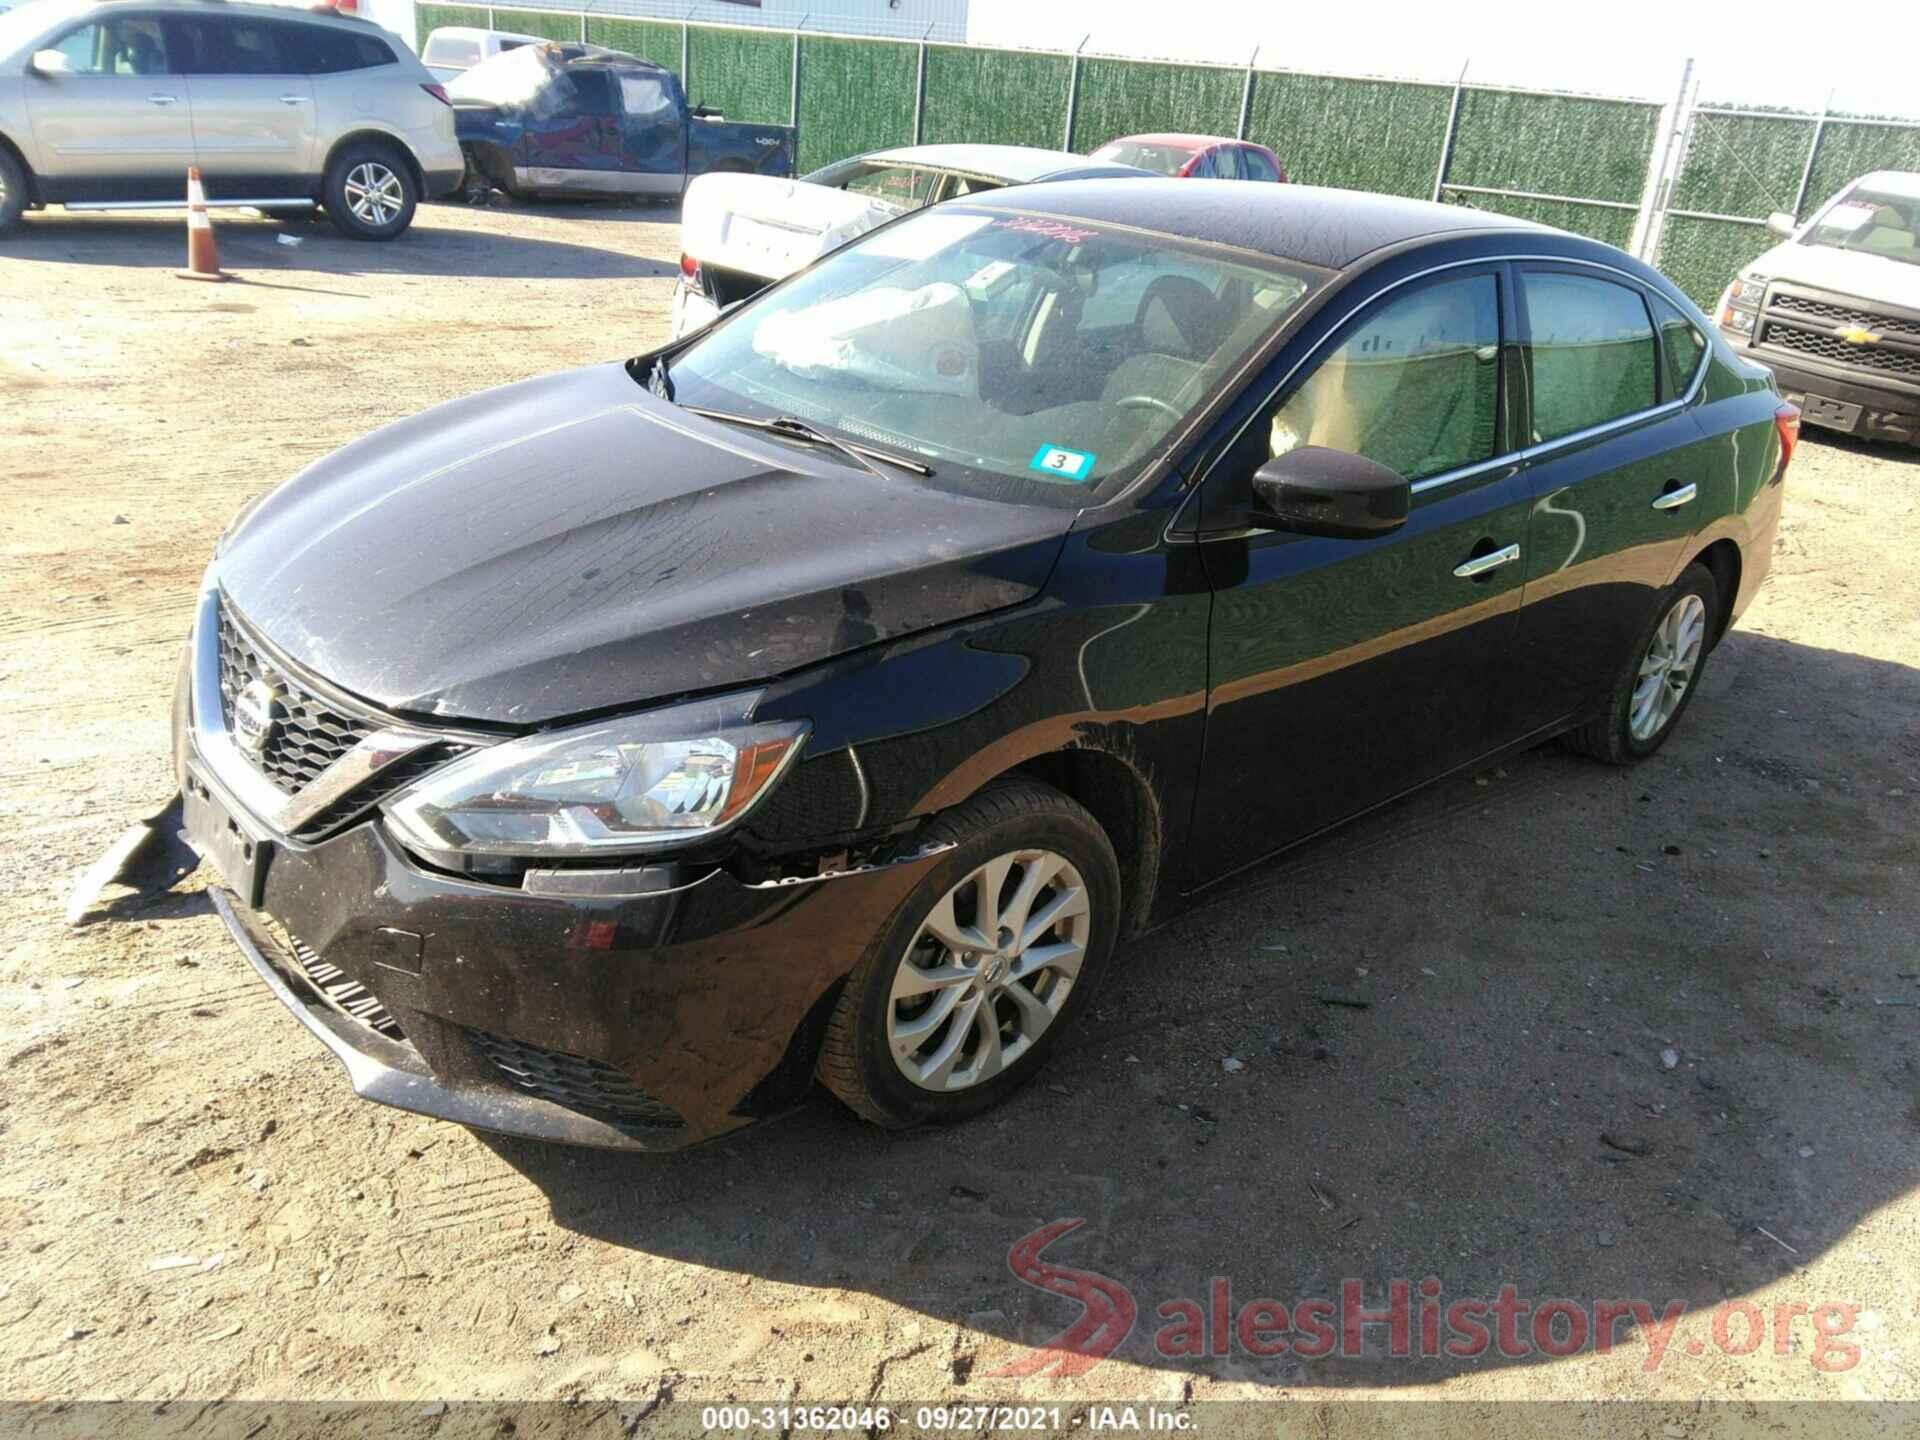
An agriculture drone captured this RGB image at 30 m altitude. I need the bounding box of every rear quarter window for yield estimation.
[1649,292,1707,398]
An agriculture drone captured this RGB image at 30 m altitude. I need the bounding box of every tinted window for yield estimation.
[1211,146,1242,180]
[1523,271,1658,442]
[422,32,481,67]
[49,17,171,74]
[618,73,673,121]
[299,24,397,74]
[1089,140,1196,176]
[1648,292,1706,398]
[1266,273,1503,482]
[1243,148,1280,183]
[174,17,294,75]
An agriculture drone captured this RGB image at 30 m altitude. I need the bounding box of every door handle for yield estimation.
[279,95,309,105]
[1651,482,1697,511]
[147,94,178,106]
[1453,543,1521,580]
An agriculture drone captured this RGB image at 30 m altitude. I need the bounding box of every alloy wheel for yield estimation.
[1630,592,1707,741]
[887,849,1090,1092]
[344,162,404,228]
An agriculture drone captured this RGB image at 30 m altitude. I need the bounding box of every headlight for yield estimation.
[381,691,808,863]
[1721,306,1756,335]
[1731,275,1768,308]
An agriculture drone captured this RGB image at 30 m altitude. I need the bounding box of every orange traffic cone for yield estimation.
[176,167,227,282]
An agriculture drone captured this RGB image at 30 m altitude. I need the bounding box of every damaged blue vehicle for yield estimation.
[447,42,793,203]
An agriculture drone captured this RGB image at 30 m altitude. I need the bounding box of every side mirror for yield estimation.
[1766,210,1796,238]
[690,103,722,120]
[29,50,74,76]
[1251,446,1409,540]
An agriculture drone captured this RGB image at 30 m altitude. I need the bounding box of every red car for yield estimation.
[1088,133,1286,183]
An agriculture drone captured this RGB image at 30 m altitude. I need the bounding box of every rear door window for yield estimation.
[1211,146,1242,180]
[1520,270,1659,443]
[174,16,295,75]
[1242,147,1280,182]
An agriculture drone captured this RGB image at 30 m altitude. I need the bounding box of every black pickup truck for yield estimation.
[448,43,794,202]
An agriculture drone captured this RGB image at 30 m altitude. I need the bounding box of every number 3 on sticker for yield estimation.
[1029,445,1096,483]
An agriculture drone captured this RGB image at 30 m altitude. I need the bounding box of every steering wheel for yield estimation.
[1115,394,1183,421]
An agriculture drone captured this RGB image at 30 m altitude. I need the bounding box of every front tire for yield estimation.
[0,147,28,234]
[322,143,417,240]
[817,780,1120,1130]
[1565,563,1718,764]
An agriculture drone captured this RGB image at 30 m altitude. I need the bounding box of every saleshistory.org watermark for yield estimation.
[990,1220,1863,1379]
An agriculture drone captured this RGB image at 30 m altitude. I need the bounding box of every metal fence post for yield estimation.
[1636,58,1696,263]
[579,1,588,44]
[485,7,496,28]
[681,5,693,87]
[1790,89,1833,219]
[1237,45,1259,141]
[1429,61,1468,204]
[1063,34,1089,152]
[790,14,807,129]
[913,22,934,146]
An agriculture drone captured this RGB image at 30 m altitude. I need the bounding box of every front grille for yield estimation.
[217,605,375,794]
[265,917,405,1040]
[1761,322,1920,381]
[292,743,471,838]
[467,1029,685,1133]
[1768,291,1918,338]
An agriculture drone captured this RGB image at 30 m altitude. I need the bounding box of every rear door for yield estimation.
[1187,264,1534,884]
[615,70,686,195]
[174,15,316,194]
[1497,265,1716,738]
[23,12,194,199]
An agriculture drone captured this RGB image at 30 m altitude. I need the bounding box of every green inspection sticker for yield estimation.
[1029,445,1097,483]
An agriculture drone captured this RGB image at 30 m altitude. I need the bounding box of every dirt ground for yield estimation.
[1,200,1917,1427]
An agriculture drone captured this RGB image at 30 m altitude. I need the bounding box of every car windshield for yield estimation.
[1091,141,1199,176]
[1803,185,1920,268]
[657,205,1321,506]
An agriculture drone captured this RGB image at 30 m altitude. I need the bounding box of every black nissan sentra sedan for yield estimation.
[173,180,1797,1150]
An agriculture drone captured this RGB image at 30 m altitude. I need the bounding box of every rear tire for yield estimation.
[322,142,417,241]
[1564,564,1719,764]
[817,780,1120,1130]
[0,147,28,234]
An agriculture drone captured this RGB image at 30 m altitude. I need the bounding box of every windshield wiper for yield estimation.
[646,354,674,401]
[679,405,934,478]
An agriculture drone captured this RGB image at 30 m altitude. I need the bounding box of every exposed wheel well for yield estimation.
[1007,746,1162,938]
[1691,539,1742,646]
[322,131,422,194]
[0,131,35,204]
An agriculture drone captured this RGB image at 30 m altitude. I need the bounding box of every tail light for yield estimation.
[680,252,701,281]
[1774,401,1801,476]
[421,83,452,106]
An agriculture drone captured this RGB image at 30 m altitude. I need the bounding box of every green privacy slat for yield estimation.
[685,26,794,126]
[796,37,917,172]
[586,18,682,69]
[1805,122,1920,213]
[1671,111,1812,218]
[1449,91,1658,205]
[1247,72,1450,197]
[1068,58,1244,153]
[415,5,489,37]
[1655,215,1775,309]
[1443,193,1636,250]
[487,8,583,42]
[921,45,1072,150]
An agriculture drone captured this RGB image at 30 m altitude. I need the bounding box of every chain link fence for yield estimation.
[417,0,1919,308]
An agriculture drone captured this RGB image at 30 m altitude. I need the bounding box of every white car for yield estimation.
[1713,170,1920,446]
[670,142,1149,338]
[419,24,542,83]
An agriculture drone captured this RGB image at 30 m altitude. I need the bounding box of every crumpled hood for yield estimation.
[1750,239,1920,311]
[216,363,1072,725]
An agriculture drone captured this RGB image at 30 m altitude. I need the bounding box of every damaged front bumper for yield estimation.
[172,591,948,1152]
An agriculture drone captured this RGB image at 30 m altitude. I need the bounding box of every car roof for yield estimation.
[970,177,1558,270]
[426,26,545,42]
[1102,133,1237,150]
[62,0,385,30]
[862,143,1142,184]
[1850,171,1920,199]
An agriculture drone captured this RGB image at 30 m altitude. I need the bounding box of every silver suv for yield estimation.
[0,0,463,239]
